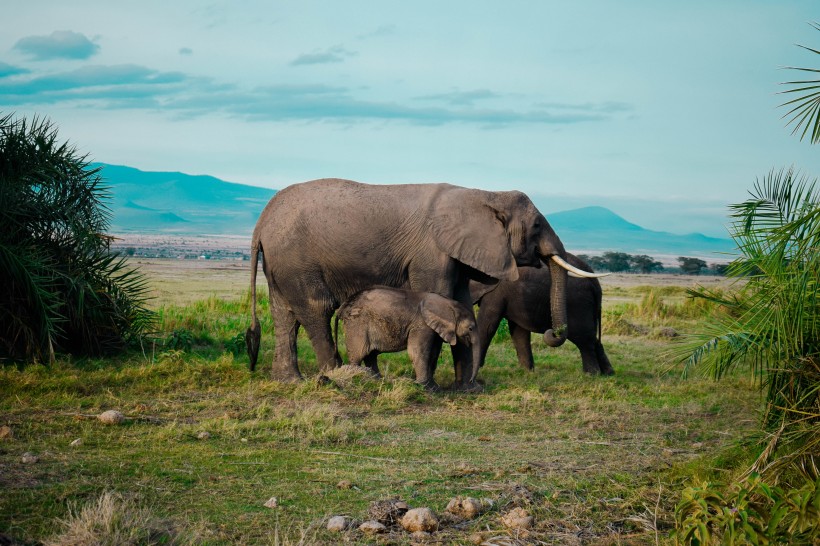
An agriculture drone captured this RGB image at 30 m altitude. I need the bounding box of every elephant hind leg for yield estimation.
[596,341,615,375]
[508,321,535,371]
[270,293,303,382]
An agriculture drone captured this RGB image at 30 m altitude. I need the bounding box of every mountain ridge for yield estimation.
[97,163,735,258]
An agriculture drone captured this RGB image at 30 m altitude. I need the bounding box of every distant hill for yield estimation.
[544,206,736,258]
[98,164,736,258]
[96,163,276,235]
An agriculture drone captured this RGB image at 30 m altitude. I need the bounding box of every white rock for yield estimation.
[21,452,38,464]
[326,516,351,532]
[358,520,386,534]
[445,496,484,519]
[400,507,439,533]
[501,507,533,530]
[263,497,278,508]
[70,438,82,447]
[196,431,211,440]
[98,410,125,425]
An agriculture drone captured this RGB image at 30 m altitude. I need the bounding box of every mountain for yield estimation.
[96,163,276,235]
[544,206,735,258]
[98,164,735,258]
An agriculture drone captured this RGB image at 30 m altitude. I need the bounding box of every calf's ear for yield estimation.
[420,295,458,346]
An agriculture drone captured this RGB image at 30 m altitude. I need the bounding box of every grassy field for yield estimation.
[1,260,759,545]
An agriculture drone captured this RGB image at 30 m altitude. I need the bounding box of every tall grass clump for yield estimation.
[0,113,153,363]
[683,168,820,480]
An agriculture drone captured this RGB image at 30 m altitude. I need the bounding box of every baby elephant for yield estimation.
[336,286,481,390]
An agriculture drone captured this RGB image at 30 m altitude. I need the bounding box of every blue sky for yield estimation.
[3,1,820,237]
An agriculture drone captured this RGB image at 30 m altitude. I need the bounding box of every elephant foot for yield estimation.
[269,364,303,383]
[452,380,484,393]
[417,379,441,392]
[601,367,615,376]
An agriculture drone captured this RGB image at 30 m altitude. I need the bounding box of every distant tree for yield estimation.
[0,113,154,362]
[678,257,707,275]
[629,254,663,274]
[710,263,730,276]
[600,251,631,272]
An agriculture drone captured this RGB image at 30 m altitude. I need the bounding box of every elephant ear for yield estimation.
[420,294,458,346]
[429,186,518,281]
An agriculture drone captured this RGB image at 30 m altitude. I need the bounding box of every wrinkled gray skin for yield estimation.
[470,253,614,375]
[334,287,481,387]
[246,178,571,390]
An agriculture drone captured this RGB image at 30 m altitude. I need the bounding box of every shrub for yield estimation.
[0,114,153,362]
[674,473,820,545]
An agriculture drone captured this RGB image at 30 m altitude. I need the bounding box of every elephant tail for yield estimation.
[245,237,262,371]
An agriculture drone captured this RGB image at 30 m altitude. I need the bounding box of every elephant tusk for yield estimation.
[551,255,610,278]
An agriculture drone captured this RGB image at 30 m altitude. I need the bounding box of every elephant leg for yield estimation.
[577,339,601,375]
[407,329,441,390]
[300,309,343,373]
[363,353,381,377]
[269,290,303,382]
[508,321,535,371]
[596,341,615,375]
[450,343,470,386]
[474,308,502,369]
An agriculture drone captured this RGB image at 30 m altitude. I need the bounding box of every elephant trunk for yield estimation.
[468,332,482,384]
[543,258,568,347]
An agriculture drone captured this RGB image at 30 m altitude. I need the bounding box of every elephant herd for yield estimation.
[246,178,612,390]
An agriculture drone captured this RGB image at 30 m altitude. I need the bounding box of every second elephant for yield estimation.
[470,254,614,375]
[336,286,481,387]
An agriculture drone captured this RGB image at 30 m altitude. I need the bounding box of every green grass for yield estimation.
[1,279,761,545]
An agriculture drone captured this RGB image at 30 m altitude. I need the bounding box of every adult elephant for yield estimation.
[246,178,599,388]
[470,253,614,375]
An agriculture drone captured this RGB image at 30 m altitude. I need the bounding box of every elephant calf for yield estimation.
[470,253,614,375]
[335,286,481,389]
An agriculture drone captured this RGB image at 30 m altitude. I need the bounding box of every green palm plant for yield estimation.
[683,167,819,480]
[0,113,154,362]
[780,22,820,143]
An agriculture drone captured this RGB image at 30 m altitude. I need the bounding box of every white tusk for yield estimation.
[551,255,611,278]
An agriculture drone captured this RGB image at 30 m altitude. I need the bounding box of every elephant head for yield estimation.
[430,187,603,348]
[420,294,482,383]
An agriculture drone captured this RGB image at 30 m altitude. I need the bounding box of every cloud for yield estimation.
[0,64,630,126]
[14,30,100,60]
[357,24,397,40]
[0,62,28,78]
[0,64,192,106]
[290,45,356,66]
[417,89,503,106]
[179,47,193,55]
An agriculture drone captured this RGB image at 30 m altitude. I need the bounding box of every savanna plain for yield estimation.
[1,258,759,545]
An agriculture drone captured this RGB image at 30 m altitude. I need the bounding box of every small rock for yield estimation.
[358,520,386,534]
[501,507,533,530]
[0,425,12,440]
[469,532,485,545]
[368,498,409,524]
[196,431,211,440]
[21,452,38,464]
[98,410,125,425]
[263,497,278,508]
[336,479,353,489]
[70,438,82,447]
[400,507,439,533]
[446,496,484,520]
[240,437,248,443]
[326,515,351,532]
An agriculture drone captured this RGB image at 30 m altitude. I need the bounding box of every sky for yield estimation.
[3,1,820,238]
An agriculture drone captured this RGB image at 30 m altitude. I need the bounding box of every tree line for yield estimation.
[576,251,729,275]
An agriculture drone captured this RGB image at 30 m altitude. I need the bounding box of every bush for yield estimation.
[674,473,820,545]
[0,113,153,362]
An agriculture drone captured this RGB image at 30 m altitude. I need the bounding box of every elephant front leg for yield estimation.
[508,322,535,371]
[407,329,441,391]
